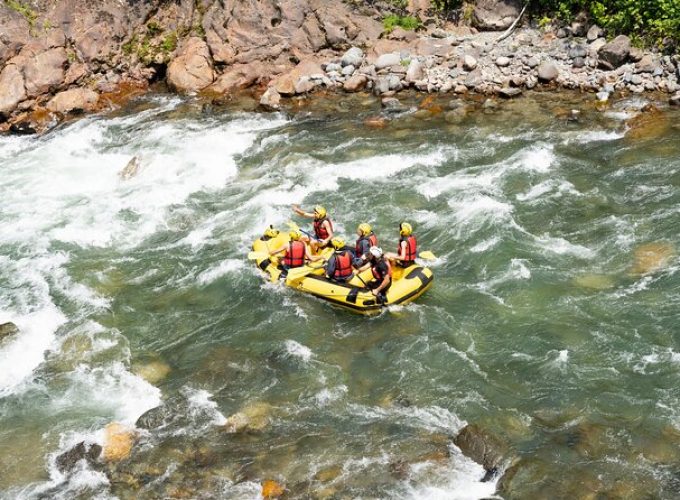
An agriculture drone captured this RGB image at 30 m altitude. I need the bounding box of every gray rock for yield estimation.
[473,0,522,31]
[589,38,607,58]
[635,54,656,73]
[602,83,615,94]
[341,65,355,76]
[495,56,510,67]
[569,45,587,59]
[405,59,424,83]
[669,92,680,106]
[570,21,587,37]
[525,75,538,89]
[537,61,558,82]
[0,322,19,342]
[341,47,364,67]
[465,68,483,88]
[572,57,586,68]
[556,28,569,39]
[381,97,402,109]
[343,74,368,92]
[325,62,342,73]
[374,76,391,94]
[629,47,644,62]
[375,53,401,70]
[598,35,631,70]
[294,76,317,94]
[463,55,478,71]
[630,74,643,85]
[56,442,102,473]
[586,25,604,42]
[526,56,540,68]
[497,87,522,98]
[387,74,402,91]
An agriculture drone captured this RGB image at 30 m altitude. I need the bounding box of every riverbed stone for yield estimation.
[497,87,522,98]
[262,480,285,498]
[670,92,680,106]
[341,47,364,67]
[259,88,281,110]
[405,59,424,83]
[636,54,657,73]
[526,56,539,68]
[598,35,631,70]
[463,54,478,71]
[132,359,171,384]
[537,61,558,82]
[56,442,102,472]
[629,242,675,276]
[47,89,99,113]
[102,423,136,462]
[0,322,19,342]
[343,74,368,92]
[586,24,604,42]
[495,56,510,67]
[341,64,355,76]
[224,401,274,433]
[625,105,670,141]
[454,424,508,474]
[374,53,401,70]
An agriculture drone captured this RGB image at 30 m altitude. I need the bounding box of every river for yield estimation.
[0,91,679,499]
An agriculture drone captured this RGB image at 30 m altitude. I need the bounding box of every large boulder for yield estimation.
[374,52,401,70]
[21,47,68,97]
[598,35,631,69]
[0,65,26,117]
[341,47,364,67]
[454,424,508,476]
[208,63,266,94]
[0,322,19,342]
[272,59,323,96]
[102,422,136,462]
[167,37,215,92]
[343,74,368,92]
[537,61,558,82]
[56,442,102,473]
[405,59,424,83]
[473,0,523,31]
[47,89,99,113]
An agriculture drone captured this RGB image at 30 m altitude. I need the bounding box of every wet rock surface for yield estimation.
[0,322,19,342]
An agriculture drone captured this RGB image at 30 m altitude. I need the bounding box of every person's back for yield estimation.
[283,240,306,269]
[354,223,379,266]
[397,222,417,267]
[327,238,353,282]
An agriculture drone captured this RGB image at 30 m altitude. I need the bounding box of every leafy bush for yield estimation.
[383,14,421,32]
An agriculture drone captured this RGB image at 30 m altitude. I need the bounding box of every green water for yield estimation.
[0,92,679,499]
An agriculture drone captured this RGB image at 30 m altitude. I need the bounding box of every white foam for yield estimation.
[512,144,555,173]
[314,385,348,406]
[531,233,594,258]
[565,129,625,144]
[184,387,227,426]
[283,339,313,362]
[448,195,514,236]
[470,236,501,253]
[197,259,245,285]
[0,305,66,396]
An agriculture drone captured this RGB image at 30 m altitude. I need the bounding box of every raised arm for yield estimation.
[292,204,315,219]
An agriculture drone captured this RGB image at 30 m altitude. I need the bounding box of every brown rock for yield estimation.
[454,424,507,473]
[0,322,19,342]
[0,64,26,116]
[102,423,135,462]
[343,74,368,92]
[260,88,282,110]
[273,59,323,96]
[208,63,266,94]
[64,63,89,86]
[132,359,171,383]
[47,89,99,113]
[625,105,670,140]
[598,35,631,70]
[224,401,274,433]
[629,242,675,276]
[21,47,68,97]
[364,116,387,128]
[167,37,215,92]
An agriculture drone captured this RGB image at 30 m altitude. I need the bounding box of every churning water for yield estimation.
[0,92,679,499]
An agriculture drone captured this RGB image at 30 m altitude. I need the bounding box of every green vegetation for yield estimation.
[530,0,680,46]
[383,14,421,33]
[146,21,162,36]
[161,32,178,53]
[5,0,38,28]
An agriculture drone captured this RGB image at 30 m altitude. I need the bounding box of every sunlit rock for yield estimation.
[629,242,675,276]
[132,359,171,384]
[224,401,274,433]
[0,322,19,342]
[454,424,508,476]
[314,465,343,483]
[103,422,136,462]
[262,479,285,498]
[625,105,670,140]
[573,274,615,290]
[119,156,141,180]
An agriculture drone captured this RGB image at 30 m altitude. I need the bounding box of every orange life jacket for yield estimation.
[398,235,417,262]
[283,241,305,267]
[332,251,353,279]
[313,217,333,240]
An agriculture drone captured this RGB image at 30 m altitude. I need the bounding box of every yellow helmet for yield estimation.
[289,230,302,241]
[358,223,372,236]
[264,225,279,238]
[314,205,327,219]
[399,222,413,236]
[331,237,345,250]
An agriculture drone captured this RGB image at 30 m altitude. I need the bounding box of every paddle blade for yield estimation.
[248,251,269,260]
[285,266,313,284]
[419,251,437,260]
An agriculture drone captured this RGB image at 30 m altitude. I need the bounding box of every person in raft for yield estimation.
[386,222,417,267]
[269,230,318,277]
[325,238,354,283]
[353,223,379,266]
[291,204,334,251]
[356,246,392,302]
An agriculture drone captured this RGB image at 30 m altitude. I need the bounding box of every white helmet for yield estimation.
[369,246,383,258]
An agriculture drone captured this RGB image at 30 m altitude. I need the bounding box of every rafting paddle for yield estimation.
[248,251,270,260]
[418,251,437,260]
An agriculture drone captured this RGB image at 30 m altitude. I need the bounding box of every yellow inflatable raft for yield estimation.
[251,230,434,315]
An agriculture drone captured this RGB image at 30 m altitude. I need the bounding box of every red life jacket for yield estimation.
[283,241,306,267]
[313,217,333,240]
[332,251,353,279]
[398,235,417,262]
[355,232,378,256]
[371,259,392,281]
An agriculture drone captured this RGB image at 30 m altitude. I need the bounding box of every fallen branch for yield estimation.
[495,3,528,44]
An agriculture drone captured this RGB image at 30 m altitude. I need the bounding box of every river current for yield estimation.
[0,92,679,499]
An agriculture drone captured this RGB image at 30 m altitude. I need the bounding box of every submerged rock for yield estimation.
[573,274,615,290]
[56,442,102,473]
[625,105,670,140]
[0,322,19,342]
[224,401,274,433]
[454,424,508,476]
[629,242,675,276]
[103,423,136,462]
[119,156,141,180]
[132,359,171,384]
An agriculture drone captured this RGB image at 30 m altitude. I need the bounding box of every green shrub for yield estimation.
[383,14,421,32]
[5,0,37,27]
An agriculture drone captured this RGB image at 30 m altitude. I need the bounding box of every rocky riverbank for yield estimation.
[0,0,679,134]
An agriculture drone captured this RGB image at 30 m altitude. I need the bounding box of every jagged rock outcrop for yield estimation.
[167,37,215,92]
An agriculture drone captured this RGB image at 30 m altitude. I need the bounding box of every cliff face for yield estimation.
[0,0,384,128]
